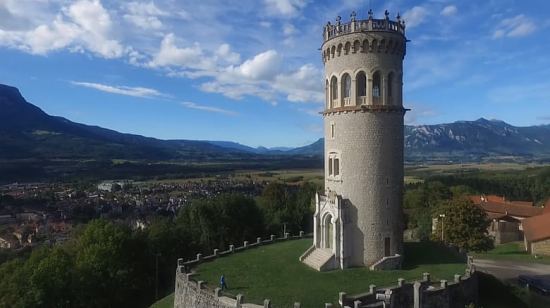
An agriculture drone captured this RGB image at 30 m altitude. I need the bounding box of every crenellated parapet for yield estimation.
[322,10,406,64]
[323,10,406,42]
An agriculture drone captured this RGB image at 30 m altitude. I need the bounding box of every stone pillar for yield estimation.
[196,253,202,261]
[214,288,222,297]
[270,234,276,241]
[369,284,376,293]
[454,274,462,283]
[382,76,388,105]
[440,280,448,288]
[236,294,244,308]
[213,249,219,256]
[299,231,304,238]
[294,303,301,308]
[367,78,372,105]
[423,272,431,282]
[285,232,290,239]
[398,278,405,287]
[257,237,262,244]
[414,281,422,308]
[339,292,347,305]
[197,281,205,289]
[264,299,271,308]
[229,245,235,253]
[177,258,184,267]
[325,303,333,308]
[244,241,248,248]
[354,300,362,308]
[351,78,357,106]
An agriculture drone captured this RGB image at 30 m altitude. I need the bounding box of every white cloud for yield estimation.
[71,81,168,98]
[149,33,213,70]
[264,0,308,17]
[233,50,281,80]
[274,64,323,103]
[492,14,536,39]
[283,23,297,36]
[181,101,238,116]
[403,6,429,28]
[404,103,437,125]
[216,44,241,65]
[123,2,169,30]
[440,5,457,16]
[0,0,123,58]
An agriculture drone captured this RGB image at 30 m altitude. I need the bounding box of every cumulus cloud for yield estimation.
[274,64,323,103]
[123,2,168,30]
[403,6,429,28]
[492,14,536,39]
[440,5,457,16]
[149,33,214,71]
[264,0,308,17]
[71,81,168,98]
[181,101,238,116]
[0,0,123,58]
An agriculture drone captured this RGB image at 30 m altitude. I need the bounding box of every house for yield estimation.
[522,212,550,256]
[469,195,543,245]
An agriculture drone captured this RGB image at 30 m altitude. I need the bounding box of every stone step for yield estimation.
[303,248,334,271]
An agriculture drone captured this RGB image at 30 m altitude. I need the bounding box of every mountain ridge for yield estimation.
[1,84,549,161]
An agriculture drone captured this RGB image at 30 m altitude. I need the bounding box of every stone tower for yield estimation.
[300,9,407,271]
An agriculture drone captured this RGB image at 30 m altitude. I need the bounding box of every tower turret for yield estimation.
[301,10,407,270]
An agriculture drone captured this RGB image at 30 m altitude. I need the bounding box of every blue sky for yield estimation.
[0,0,549,147]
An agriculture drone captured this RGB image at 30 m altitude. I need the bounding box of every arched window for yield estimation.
[372,71,381,104]
[356,72,366,99]
[330,76,338,108]
[342,74,351,98]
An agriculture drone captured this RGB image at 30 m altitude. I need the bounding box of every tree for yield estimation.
[435,197,493,252]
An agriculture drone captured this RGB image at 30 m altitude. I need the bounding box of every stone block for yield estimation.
[270,234,276,241]
[440,280,448,288]
[454,274,462,283]
[300,231,304,237]
[229,245,235,252]
[263,299,271,308]
[257,237,262,244]
[214,287,221,297]
[244,241,248,248]
[213,249,219,256]
[423,272,431,282]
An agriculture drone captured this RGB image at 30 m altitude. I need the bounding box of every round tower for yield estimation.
[302,9,407,270]
[323,9,407,267]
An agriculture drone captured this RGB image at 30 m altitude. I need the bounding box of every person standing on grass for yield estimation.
[220,274,228,291]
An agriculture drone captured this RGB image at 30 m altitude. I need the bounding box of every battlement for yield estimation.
[323,10,405,43]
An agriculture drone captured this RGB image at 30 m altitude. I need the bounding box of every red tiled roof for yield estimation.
[522,212,550,242]
[469,195,541,218]
[477,201,543,218]
[509,201,534,207]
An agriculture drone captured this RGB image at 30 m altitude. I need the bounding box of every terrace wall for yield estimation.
[173,234,478,308]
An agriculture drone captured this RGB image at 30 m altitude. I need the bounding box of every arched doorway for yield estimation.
[324,214,334,249]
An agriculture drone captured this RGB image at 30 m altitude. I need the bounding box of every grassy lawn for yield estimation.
[186,239,466,307]
[472,242,550,265]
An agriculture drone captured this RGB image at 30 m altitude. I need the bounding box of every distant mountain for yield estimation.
[0,84,248,160]
[1,84,549,162]
[405,118,550,160]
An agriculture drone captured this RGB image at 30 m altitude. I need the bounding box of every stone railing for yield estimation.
[324,17,405,42]
[174,235,478,308]
[175,232,335,308]
[340,264,478,308]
